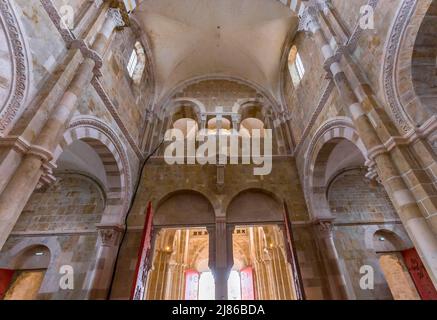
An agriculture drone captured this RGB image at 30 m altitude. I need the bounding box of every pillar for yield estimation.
[313,220,350,299]
[209,218,234,300]
[88,225,124,299]
[299,4,437,287]
[0,8,125,250]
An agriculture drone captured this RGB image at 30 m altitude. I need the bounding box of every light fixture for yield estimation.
[379,237,385,241]
[35,252,44,256]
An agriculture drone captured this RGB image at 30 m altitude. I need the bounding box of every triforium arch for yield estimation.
[54,117,132,223]
[304,117,368,221]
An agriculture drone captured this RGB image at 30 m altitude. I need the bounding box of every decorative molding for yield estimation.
[91,77,143,159]
[40,0,75,43]
[382,0,416,133]
[0,0,30,135]
[294,81,335,155]
[70,39,103,77]
[40,0,104,77]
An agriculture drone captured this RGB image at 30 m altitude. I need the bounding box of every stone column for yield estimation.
[231,114,240,132]
[313,220,349,300]
[299,5,437,287]
[263,226,295,300]
[88,224,124,300]
[0,8,125,250]
[146,249,172,300]
[210,218,234,300]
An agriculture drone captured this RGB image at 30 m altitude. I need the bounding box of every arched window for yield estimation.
[126,41,146,84]
[173,118,198,139]
[288,45,305,87]
[240,118,265,137]
[207,117,231,135]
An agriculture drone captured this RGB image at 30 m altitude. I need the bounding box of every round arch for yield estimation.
[53,117,132,223]
[155,190,216,227]
[154,75,282,115]
[226,188,284,224]
[383,0,436,132]
[303,117,368,221]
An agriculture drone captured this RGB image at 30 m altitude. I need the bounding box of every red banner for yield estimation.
[402,248,437,300]
[0,269,14,300]
[240,267,255,300]
[131,202,154,300]
[282,202,305,300]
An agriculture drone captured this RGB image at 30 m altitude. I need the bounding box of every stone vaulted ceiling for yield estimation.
[133,0,298,101]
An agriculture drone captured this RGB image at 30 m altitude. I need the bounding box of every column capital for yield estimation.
[106,8,126,29]
[298,4,321,33]
[313,218,335,233]
[96,224,124,247]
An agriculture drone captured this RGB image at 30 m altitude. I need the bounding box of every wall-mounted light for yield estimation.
[379,237,385,242]
[35,252,44,256]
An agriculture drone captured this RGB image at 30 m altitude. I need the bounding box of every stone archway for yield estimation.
[54,117,132,223]
[304,117,367,221]
[383,0,437,132]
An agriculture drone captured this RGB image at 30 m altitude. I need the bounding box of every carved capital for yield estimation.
[97,224,124,247]
[298,4,320,33]
[106,8,125,28]
[365,160,382,184]
[314,219,334,234]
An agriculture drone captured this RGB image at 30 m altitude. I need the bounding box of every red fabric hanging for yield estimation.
[0,269,14,300]
[130,201,154,300]
[402,248,437,300]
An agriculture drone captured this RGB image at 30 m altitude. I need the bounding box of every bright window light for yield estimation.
[228,270,242,300]
[288,46,306,87]
[127,49,138,78]
[295,52,305,80]
[198,272,215,300]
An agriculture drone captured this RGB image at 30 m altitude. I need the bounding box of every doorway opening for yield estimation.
[146,227,213,300]
[231,225,297,300]
[0,245,50,300]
